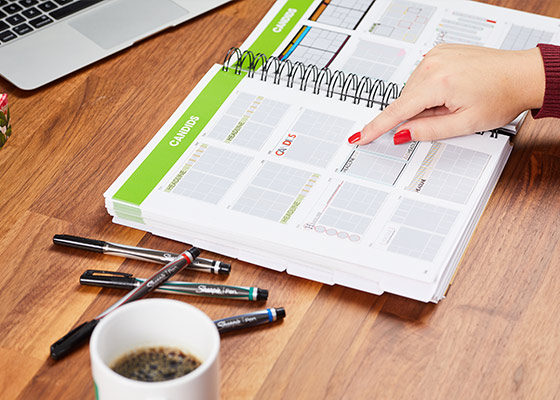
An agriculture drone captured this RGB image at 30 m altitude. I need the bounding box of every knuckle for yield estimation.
[385,99,405,118]
[425,124,441,141]
[412,123,438,142]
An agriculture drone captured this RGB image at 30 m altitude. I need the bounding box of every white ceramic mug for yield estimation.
[90,299,220,400]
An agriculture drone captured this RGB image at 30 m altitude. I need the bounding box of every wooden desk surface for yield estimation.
[1,1,560,399]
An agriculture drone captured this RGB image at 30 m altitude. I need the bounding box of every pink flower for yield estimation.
[0,94,7,110]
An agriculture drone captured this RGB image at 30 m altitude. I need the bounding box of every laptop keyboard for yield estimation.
[0,0,106,44]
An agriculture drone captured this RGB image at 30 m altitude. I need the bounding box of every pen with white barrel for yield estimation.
[80,269,268,301]
[214,307,286,334]
[53,234,230,275]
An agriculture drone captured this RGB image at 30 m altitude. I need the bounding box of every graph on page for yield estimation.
[500,25,554,50]
[379,198,459,261]
[305,181,389,242]
[232,162,319,223]
[309,0,375,30]
[369,0,436,43]
[430,10,497,46]
[341,132,418,185]
[279,26,349,67]
[341,40,405,81]
[273,110,355,168]
[359,130,417,160]
[164,144,253,204]
[406,142,489,204]
[207,92,289,150]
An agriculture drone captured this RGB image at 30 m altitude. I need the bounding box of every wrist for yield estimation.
[519,47,546,111]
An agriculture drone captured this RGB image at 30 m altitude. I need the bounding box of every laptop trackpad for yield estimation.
[69,0,189,49]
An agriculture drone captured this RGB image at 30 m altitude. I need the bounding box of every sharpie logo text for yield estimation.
[217,319,242,328]
[196,285,241,296]
[146,265,179,288]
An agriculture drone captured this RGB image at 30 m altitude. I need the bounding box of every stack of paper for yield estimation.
[105,0,560,301]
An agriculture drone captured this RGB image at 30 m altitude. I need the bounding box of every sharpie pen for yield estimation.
[50,247,200,360]
[214,307,286,334]
[80,270,268,301]
[53,234,230,275]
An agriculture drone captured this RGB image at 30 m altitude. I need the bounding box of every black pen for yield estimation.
[80,270,268,301]
[53,234,230,275]
[214,307,286,334]
[50,247,200,360]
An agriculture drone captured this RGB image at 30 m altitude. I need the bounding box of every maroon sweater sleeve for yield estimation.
[532,43,560,119]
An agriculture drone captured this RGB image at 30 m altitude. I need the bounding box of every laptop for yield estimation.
[0,0,230,90]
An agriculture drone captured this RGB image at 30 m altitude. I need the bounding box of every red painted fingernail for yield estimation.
[393,129,412,145]
[348,132,361,144]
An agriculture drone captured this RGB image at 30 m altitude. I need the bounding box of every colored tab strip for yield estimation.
[112,0,315,206]
[247,0,315,56]
[112,70,245,205]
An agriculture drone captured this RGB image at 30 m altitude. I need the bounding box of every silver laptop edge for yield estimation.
[0,0,230,90]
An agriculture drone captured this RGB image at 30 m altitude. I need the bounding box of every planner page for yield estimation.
[105,0,559,301]
[105,64,511,301]
[243,0,560,87]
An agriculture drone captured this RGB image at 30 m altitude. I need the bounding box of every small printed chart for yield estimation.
[164,144,253,204]
[341,152,406,185]
[279,26,350,68]
[342,40,405,81]
[232,162,319,223]
[309,0,376,30]
[359,128,416,160]
[341,131,418,185]
[273,110,355,168]
[207,92,290,151]
[406,142,489,204]
[306,181,389,242]
[500,25,554,50]
[381,198,459,261]
[369,0,436,43]
[432,11,497,46]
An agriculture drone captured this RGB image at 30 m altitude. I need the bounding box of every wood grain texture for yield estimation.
[1,1,560,399]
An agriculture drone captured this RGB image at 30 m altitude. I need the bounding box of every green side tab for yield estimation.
[113,70,245,205]
[112,0,315,206]
[247,0,315,56]
[114,201,145,225]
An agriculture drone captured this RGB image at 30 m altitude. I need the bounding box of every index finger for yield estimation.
[356,85,442,145]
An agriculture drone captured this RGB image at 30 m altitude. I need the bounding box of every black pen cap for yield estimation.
[53,234,106,253]
[218,263,231,275]
[256,289,268,301]
[188,247,201,260]
[276,307,286,319]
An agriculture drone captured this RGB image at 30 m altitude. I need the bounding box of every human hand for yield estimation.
[348,44,545,145]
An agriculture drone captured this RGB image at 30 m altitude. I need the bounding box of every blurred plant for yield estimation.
[0,95,10,148]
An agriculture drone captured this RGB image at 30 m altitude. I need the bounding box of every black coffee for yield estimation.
[111,346,201,382]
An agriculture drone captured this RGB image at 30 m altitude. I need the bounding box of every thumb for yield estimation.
[396,112,475,143]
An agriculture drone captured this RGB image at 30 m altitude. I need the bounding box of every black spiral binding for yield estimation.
[476,128,511,138]
[222,47,403,110]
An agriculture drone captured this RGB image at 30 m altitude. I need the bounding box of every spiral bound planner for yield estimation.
[104,0,560,302]
[222,47,403,111]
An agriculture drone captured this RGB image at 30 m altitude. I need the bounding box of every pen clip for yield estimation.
[80,270,137,289]
[81,269,133,279]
